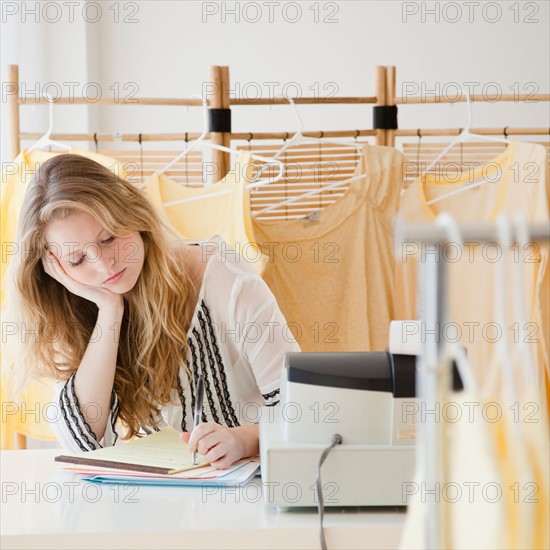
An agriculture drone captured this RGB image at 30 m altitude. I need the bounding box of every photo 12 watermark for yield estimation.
[392,319,540,346]
[201,2,340,24]
[2,80,140,104]
[401,400,541,426]
[1,1,140,24]
[399,240,542,265]
[402,480,539,505]
[202,80,340,102]
[201,479,340,505]
[2,399,106,426]
[402,159,542,185]
[1,481,139,504]
[401,2,540,24]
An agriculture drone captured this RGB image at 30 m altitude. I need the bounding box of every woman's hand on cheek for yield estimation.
[41,251,123,311]
[180,421,246,470]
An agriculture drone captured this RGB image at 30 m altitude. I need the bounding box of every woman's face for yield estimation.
[44,210,145,295]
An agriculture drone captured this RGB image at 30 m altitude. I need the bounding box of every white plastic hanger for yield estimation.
[511,214,537,387]
[254,97,367,216]
[483,214,517,405]
[155,95,285,206]
[156,94,208,176]
[434,213,477,393]
[273,97,364,158]
[423,88,510,206]
[27,94,72,154]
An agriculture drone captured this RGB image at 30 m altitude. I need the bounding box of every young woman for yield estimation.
[4,154,300,468]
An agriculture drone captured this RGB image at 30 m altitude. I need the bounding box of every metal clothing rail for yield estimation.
[396,221,550,550]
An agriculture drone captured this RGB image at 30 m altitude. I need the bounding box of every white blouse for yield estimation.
[50,235,301,452]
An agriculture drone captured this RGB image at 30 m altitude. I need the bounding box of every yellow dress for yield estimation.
[395,141,549,409]
[252,144,404,352]
[399,391,507,549]
[144,150,266,275]
[1,147,127,448]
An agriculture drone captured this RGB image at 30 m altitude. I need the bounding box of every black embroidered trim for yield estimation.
[265,400,280,407]
[148,413,161,432]
[201,301,240,427]
[190,327,210,424]
[262,388,280,401]
[110,390,119,445]
[68,374,102,449]
[195,315,223,425]
[196,318,233,427]
[191,326,216,424]
[187,336,199,418]
[176,371,188,432]
[59,379,89,452]
[197,313,228,425]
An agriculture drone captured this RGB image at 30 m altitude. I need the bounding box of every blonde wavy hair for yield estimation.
[4,153,196,439]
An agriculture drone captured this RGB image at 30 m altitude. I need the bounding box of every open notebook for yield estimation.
[55,426,210,475]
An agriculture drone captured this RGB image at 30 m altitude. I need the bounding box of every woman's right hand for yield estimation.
[41,251,124,311]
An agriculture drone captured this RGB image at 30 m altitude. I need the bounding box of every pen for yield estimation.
[191,375,204,466]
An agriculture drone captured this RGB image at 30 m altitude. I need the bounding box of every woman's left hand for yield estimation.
[180,422,258,470]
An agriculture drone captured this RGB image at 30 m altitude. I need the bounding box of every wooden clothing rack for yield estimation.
[4,64,550,448]
[7,64,550,219]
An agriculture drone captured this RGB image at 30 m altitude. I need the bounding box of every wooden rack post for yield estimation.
[7,65,21,159]
[6,65,27,450]
[208,65,231,182]
[385,66,397,148]
[374,66,387,146]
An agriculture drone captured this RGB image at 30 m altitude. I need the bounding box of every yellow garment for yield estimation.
[252,144,404,352]
[0,147,127,448]
[490,404,535,550]
[400,392,507,550]
[144,151,266,274]
[395,141,549,404]
[510,342,549,549]
[523,388,550,549]
[447,393,508,549]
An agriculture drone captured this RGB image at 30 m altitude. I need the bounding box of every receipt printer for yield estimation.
[259,351,462,509]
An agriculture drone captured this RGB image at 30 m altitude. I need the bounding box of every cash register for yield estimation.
[259,351,462,509]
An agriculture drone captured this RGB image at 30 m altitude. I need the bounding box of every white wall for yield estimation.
[1,0,549,164]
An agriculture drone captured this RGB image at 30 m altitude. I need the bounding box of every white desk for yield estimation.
[1,449,406,549]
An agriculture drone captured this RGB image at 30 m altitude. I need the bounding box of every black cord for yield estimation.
[316,433,342,550]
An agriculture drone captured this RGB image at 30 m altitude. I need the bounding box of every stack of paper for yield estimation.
[55,426,260,486]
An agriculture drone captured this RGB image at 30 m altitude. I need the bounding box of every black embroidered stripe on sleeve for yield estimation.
[64,375,101,450]
[187,336,199,419]
[58,379,89,452]
[60,379,98,451]
[265,400,280,407]
[190,328,210,424]
[201,301,240,427]
[110,390,119,445]
[192,325,217,423]
[68,374,102,448]
[195,313,228,426]
[176,370,188,432]
[195,316,223,425]
[262,388,280,401]
[148,413,161,432]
